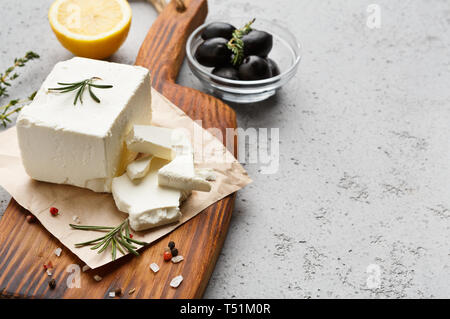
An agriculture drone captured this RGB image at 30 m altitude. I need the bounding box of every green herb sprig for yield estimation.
[70,219,147,260]
[0,51,39,98]
[0,91,37,127]
[48,77,113,105]
[227,18,255,66]
[0,51,39,127]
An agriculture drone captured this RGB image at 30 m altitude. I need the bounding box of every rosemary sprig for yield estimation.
[69,219,147,260]
[0,91,37,127]
[227,18,255,66]
[0,51,40,98]
[48,77,113,105]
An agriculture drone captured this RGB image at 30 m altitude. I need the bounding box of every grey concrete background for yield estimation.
[1,0,449,298]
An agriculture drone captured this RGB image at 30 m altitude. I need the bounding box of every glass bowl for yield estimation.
[185,18,301,103]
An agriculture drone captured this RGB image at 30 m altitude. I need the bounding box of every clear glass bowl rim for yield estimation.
[185,18,302,86]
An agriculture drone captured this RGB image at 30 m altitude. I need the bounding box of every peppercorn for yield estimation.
[49,207,59,216]
[114,287,122,296]
[168,241,175,249]
[26,215,35,223]
[171,248,178,257]
[49,279,56,289]
[163,251,172,261]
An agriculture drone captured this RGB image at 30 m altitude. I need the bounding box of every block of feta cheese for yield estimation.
[126,155,153,180]
[16,57,152,192]
[126,125,175,160]
[112,157,183,231]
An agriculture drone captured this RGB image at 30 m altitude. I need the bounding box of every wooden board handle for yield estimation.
[135,0,208,90]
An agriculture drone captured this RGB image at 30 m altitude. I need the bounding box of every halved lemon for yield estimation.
[48,0,132,59]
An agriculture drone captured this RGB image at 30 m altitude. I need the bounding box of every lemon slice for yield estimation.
[49,0,132,59]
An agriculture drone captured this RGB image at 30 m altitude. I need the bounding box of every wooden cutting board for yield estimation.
[0,0,238,299]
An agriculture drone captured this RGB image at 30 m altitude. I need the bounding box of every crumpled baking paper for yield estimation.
[0,89,251,269]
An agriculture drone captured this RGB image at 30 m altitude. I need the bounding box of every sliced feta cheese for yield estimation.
[149,263,160,273]
[126,125,175,160]
[112,157,183,231]
[157,129,211,192]
[126,155,153,180]
[158,154,211,192]
[170,275,183,288]
[16,57,152,193]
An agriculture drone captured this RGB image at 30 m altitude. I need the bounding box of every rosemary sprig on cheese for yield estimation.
[48,77,113,105]
[70,219,147,260]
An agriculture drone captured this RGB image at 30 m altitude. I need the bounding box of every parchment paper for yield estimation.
[0,89,252,269]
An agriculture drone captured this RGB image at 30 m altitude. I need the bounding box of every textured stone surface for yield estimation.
[1,0,449,298]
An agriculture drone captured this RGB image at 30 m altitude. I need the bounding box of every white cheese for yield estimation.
[157,128,211,192]
[126,125,175,160]
[126,155,153,180]
[158,154,211,192]
[112,157,183,231]
[16,57,152,192]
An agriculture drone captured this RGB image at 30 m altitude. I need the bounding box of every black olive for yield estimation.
[266,58,280,76]
[242,30,273,57]
[201,22,236,40]
[212,66,240,80]
[238,55,272,80]
[195,37,231,67]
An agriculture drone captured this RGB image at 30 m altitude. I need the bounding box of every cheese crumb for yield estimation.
[93,275,102,282]
[54,247,62,257]
[109,292,115,298]
[150,263,160,273]
[46,269,53,276]
[82,265,90,272]
[171,255,184,264]
[170,275,183,288]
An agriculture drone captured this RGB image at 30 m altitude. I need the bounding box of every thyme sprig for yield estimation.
[48,77,113,105]
[0,51,40,98]
[0,51,39,127]
[0,91,37,127]
[70,219,147,260]
[227,18,255,66]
